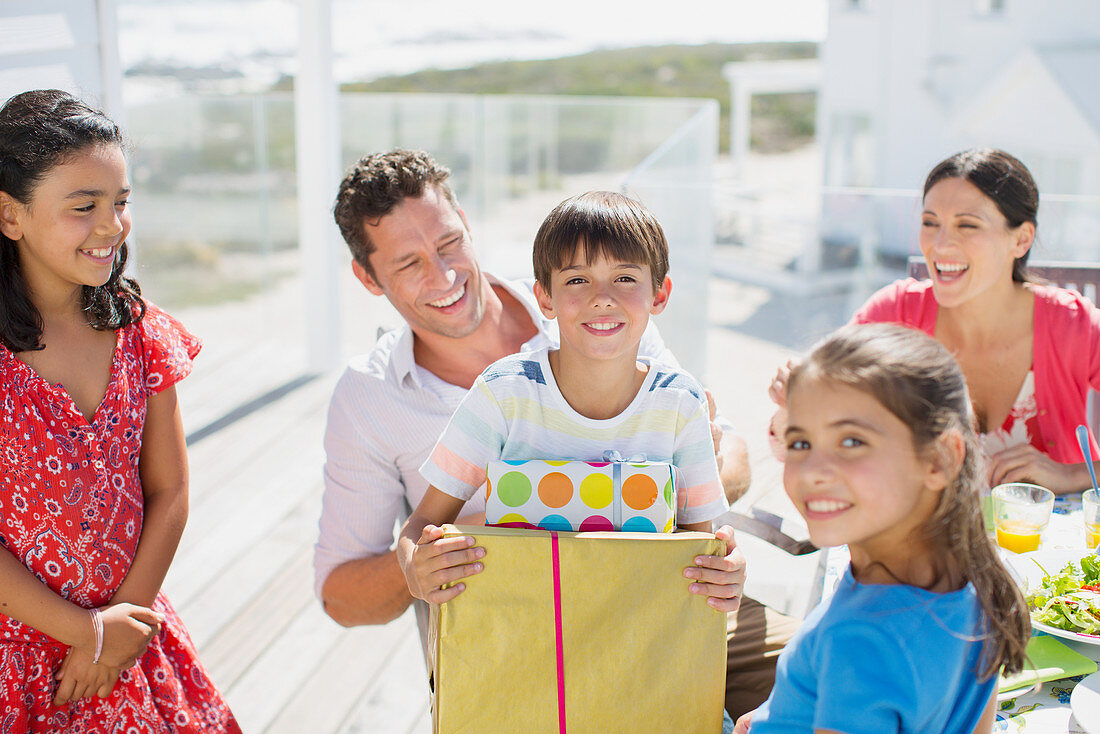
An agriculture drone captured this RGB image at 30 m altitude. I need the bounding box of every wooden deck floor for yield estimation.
[165,366,432,733]
[160,275,844,733]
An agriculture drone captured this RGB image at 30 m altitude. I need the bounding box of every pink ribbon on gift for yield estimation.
[550,531,567,733]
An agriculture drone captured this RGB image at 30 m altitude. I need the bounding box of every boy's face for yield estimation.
[533,251,670,366]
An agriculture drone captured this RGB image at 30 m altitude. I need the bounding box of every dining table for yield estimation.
[818,492,1100,733]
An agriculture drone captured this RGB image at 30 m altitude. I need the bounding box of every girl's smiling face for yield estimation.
[783,375,947,565]
[918,177,1033,309]
[1,144,131,304]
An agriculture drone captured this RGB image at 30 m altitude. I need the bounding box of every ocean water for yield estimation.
[117,0,826,95]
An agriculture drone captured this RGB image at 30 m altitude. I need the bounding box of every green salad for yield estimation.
[1025,554,1100,635]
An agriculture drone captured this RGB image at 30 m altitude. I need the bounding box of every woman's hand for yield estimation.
[733,708,756,733]
[768,361,795,409]
[986,444,1091,494]
[684,525,745,612]
[766,361,795,463]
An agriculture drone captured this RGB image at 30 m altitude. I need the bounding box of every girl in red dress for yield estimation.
[0,90,240,732]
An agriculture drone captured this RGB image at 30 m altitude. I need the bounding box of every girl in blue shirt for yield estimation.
[738,323,1030,734]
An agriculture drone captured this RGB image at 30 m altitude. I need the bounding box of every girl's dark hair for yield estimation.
[789,323,1030,679]
[0,89,144,352]
[924,148,1039,284]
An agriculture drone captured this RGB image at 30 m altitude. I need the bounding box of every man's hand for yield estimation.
[402,525,485,604]
[706,389,752,503]
[684,525,745,612]
[706,389,723,470]
[734,708,756,734]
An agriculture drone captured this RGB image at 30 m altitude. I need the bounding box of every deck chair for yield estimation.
[907,256,1100,437]
[713,507,818,555]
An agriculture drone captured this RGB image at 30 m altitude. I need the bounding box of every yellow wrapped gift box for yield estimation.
[429,524,727,734]
[485,458,678,533]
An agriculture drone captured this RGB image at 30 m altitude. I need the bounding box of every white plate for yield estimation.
[1071,671,1100,734]
[1004,549,1100,646]
[997,680,1040,703]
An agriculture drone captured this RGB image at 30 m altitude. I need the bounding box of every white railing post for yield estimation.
[295,0,342,372]
[95,0,124,124]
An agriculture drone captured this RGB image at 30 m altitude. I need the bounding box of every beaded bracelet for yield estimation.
[89,608,103,665]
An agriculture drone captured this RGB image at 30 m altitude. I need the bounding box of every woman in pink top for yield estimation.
[770,148,1100,494]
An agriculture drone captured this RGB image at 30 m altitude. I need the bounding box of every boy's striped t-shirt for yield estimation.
[420,347,727,526]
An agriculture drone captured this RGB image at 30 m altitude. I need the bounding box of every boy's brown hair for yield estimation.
[532,191,669,293]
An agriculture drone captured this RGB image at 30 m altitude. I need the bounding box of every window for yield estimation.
[826,113,873,188]
[973,0,1006,15]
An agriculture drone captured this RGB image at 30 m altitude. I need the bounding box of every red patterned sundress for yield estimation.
[0,303,241,733]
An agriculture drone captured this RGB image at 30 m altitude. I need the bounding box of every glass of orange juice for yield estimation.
[992,483,1054,553]
[1084,489,1100,549]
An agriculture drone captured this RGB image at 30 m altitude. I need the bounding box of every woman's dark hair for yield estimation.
[789,323,1030,679]
[0,89,144,352]
[924,148,1039,284]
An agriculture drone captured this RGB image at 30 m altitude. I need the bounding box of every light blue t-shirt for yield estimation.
[751,567,995,734]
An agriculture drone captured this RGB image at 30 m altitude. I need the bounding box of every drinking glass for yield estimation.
[991,483,1055,553]
[1084,489,1100,549]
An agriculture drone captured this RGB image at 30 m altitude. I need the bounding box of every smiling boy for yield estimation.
[396,190,743,612]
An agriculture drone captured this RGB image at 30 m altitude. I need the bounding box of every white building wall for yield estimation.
[823,0,1100,192]
[0,1,110,108]
[820,0,1100,257]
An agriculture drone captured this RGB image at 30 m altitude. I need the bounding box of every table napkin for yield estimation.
[998,634,1098,693]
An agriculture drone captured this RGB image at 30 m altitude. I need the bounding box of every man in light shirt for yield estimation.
[313,148,795,718]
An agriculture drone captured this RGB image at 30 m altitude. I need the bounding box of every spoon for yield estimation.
[1077,424,1100,495]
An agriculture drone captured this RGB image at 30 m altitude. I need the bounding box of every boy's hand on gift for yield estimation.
[733,708,756,734]
[405,524,486,604]
[684,525,745,612]
[53,647,121,705]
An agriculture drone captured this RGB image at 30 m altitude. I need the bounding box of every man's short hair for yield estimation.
[333,148,460,276]
[532,191,670,293]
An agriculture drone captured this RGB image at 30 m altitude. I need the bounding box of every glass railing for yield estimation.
[718,180,1100,280]
[712,163,1100,346]
[623,100,719,376]
[124,92,719,432]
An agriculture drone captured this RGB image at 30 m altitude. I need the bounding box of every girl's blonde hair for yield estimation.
[789,322,1029,678]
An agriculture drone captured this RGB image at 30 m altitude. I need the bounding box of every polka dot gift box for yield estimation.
[485,454,679,533]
